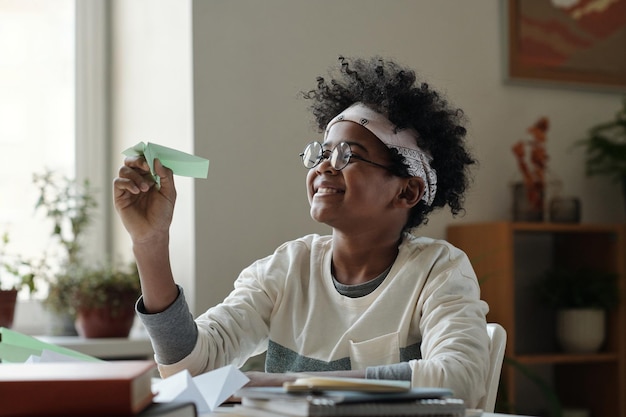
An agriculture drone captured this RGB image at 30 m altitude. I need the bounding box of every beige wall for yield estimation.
[110,0,195,311]
[112,0,624,317]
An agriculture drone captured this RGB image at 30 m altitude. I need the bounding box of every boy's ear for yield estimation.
[396,178,424,208]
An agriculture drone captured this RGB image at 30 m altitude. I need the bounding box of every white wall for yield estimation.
[110,0,195,312]
[110,1,624,317]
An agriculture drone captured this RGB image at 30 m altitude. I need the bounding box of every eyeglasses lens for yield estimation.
[301,141,352,170]
[302,142,322,168]
[333,142,350,170]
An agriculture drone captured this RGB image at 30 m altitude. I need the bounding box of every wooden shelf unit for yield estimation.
[447,222,626,417]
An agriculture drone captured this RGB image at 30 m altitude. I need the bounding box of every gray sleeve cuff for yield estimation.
[135,285,198,365]
[365,362,412,381]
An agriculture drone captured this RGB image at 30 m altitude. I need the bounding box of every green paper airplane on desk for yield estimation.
[123,141,209,187]
[0,327,101,363]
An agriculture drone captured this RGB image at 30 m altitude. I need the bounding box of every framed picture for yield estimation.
[506,0,626,92]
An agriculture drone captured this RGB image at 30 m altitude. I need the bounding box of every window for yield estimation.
[0,0,75,298]
[0,1,109,308]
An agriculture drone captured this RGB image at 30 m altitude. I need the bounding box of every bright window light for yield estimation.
[0,0,75,298]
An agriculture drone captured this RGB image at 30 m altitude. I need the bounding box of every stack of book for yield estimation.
[0,359,202,417]
[0,360,161,417]
[234,377,467,417]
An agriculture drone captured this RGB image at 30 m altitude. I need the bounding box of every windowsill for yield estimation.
[34,335,155,360]
[15,299,154,361]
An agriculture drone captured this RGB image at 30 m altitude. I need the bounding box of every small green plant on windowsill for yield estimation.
[32,170,97,319]
[31,170,141,337]
[43,261,141,338]
[0,232,47,328]
[0,232,41,295]
[68,262,140,317]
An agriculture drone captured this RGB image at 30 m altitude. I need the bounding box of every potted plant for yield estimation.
[534,266,619,353]
[511,117,548,221]
[33,170,141,337]
[0,232,43,328]
[576,97,626,208]
[68,262,141,338]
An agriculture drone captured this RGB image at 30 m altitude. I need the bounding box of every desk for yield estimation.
[35,335,154,360]
[207,407,533,416]
[481,413,529,417]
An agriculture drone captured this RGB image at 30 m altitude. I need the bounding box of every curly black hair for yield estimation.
[302,56,476,229]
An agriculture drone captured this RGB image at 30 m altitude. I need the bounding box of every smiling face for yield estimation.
[306,121,410,234]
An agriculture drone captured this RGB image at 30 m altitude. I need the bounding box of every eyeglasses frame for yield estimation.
[299,141,396,173]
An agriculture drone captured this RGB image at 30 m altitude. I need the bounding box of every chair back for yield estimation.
[477,323,507,412]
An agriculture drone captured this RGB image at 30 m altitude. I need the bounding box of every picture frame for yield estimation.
[506,0,626,92]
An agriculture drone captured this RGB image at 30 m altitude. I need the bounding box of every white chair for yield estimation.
[477,323,507,412]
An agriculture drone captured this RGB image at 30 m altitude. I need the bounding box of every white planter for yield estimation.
[557,308,605,353]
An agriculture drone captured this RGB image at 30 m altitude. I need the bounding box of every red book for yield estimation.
[0,360,156,416]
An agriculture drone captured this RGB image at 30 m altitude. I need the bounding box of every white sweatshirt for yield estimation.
[153,233,490,407]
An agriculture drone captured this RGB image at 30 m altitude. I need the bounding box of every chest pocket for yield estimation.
[349,331,400,369]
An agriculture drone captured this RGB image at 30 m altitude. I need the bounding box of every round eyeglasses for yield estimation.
[299,141,394,172]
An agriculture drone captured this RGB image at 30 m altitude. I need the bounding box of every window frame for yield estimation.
[75,0,111,259]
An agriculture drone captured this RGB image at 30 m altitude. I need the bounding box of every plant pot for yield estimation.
[557,308,605,353]
[75,303,136,338]
[0,289,18,328]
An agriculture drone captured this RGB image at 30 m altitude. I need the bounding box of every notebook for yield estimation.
[236,387,465,417]
[283,376,411,393]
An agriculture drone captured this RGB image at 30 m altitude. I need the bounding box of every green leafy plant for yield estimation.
[31,170,96,314]
[31,170,140,317]
[1,170,98,300]
[0,232,40,294]
[502,357,563,417]
[32,170,97,267]
[47,262,141,318]
[576,98,626,184]
[534,266,619,310]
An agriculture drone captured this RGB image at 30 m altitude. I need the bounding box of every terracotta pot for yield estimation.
[0,289,18,328]
[75,303,136,338]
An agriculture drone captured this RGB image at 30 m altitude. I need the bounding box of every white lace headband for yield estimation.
[324,102,437,205]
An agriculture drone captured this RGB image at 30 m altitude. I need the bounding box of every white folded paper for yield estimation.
[152,365,249,413]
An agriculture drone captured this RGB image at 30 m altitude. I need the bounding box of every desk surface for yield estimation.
[208,406,532,417]
[469,413,532,417]
[29,337,531,417]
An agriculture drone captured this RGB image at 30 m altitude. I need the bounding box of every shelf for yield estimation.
[447,221,626,417]
[514,352,619,365]
[509,222,622,232]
